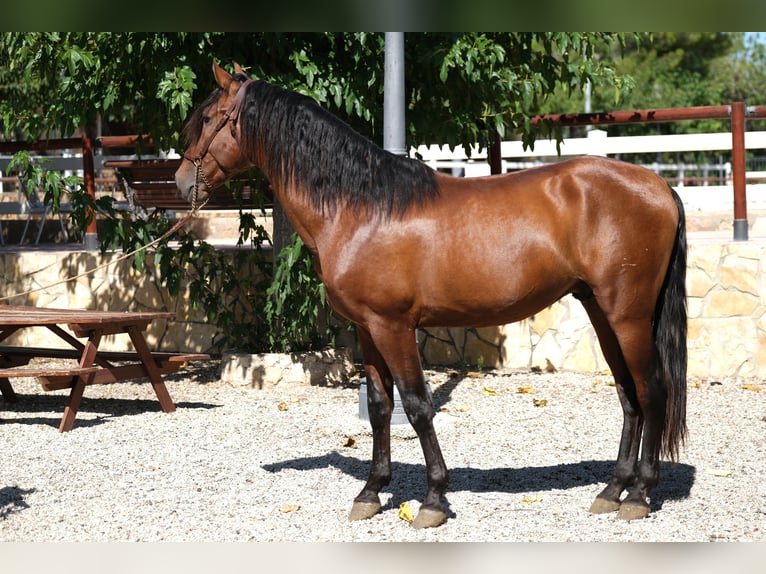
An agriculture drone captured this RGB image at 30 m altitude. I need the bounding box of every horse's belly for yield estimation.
[416,272,574,329]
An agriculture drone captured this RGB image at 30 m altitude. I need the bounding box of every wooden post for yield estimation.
[731,101,748,241]
[81,133,99,250]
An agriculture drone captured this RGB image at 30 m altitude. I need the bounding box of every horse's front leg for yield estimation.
[375,323,448,529]
[398,374,449,529]
[349,327,394,521]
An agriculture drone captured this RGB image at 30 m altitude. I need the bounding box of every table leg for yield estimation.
[1,328,22,402]
[59,333,101,432]
[59,376,88,432]
[126,325,176,413]
[0,376,17,402]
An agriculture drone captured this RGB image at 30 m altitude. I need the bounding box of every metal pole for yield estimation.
[731,101,748,241]
[384,32,406,156]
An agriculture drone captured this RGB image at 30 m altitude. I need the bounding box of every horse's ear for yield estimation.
[212,60,233,90]
[233,62,247,76]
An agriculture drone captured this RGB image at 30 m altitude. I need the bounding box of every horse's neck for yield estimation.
[269,182,327,257]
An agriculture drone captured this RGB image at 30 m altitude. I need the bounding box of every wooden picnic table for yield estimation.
[0,305,209,432]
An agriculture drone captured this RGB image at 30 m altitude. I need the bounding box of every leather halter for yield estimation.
[182,78,253,209]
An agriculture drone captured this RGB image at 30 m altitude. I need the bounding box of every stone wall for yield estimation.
[419,235,766,380]
[686,238,766,378]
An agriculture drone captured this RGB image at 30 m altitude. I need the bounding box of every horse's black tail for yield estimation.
[654,185,688,462]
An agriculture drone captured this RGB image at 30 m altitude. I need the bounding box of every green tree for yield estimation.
[1,32,634,151]
[540,32,743,136]
[716,33,766,107]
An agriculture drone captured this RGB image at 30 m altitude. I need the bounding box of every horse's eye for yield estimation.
[202,115,211,125]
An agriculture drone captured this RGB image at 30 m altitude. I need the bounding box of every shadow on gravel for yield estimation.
[263,451,695,514]
[0,486,35,519]
[1,393,219,429]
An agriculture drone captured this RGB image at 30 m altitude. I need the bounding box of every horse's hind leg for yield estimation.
[349,327,394,521]
[612,323,666,522]
[581,299,647,516]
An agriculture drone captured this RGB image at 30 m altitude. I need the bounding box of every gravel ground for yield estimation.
[2,360,766,544]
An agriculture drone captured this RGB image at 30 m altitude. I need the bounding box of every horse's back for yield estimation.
[435,155,678,249]
[442,155,675,216]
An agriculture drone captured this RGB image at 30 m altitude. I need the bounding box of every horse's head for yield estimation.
[175,61,253,207]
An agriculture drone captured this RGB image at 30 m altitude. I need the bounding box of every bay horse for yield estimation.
[176,61,687,529]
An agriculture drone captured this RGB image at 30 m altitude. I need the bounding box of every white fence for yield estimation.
[412,129,766,213]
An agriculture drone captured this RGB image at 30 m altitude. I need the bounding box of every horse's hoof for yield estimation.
[617,502,650,521]
[412,508,447,529]
[348,501,381,521]
[589,497,621,514]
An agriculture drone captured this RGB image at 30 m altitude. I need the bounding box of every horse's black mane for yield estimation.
[185,77,439,219]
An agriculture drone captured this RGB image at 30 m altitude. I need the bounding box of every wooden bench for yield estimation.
[0,346,209,391]
[0,305,210,431]
[104,158,273,212]
[0,365,102,392]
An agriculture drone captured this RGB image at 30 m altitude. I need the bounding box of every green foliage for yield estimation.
[716,33,766,107]
[97,201,275,353]
[406,32,634,153]
[541,32,741,135]
[0,32,636,154]
[0,32,219,149]
[159,230,273,352]
[156,66,198,122]
[264,233,339,353]
[6,151,81,213]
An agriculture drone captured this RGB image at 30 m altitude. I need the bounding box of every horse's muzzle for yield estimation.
[174,165,198,204]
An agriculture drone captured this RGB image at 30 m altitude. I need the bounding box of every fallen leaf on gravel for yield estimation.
[398,502,414,523]
[467,371,485,379]
[544,359,557,373]
[521,494,543,503]
[533,398,548,407]
[342,436,357,448]
[277,401,288,411]
[517,386,534,394]
[741,384,763,392]
[706,468,733,477]
[482,386,497,396]
[455,404,470,412]
[280,504,301,513]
